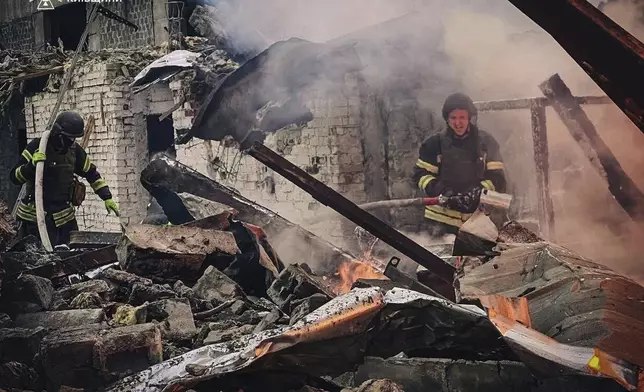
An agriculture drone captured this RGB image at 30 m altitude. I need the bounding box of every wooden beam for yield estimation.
[12,66,64,82]
[247,142,456,300]
[530,101,556,238]
[540,74,644,220]
[159,96,185,121]
[506,0,644,132]
[474,96,611,112]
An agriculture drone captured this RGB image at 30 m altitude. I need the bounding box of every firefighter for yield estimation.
[10,111,120,247]
[412,93,506,236]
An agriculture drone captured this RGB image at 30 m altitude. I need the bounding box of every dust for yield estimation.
[200,0,644,275]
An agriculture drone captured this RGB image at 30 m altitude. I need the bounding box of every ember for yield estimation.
[334,260,387,294]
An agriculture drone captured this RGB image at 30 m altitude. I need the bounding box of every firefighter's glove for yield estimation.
[32,150,47,164]
[445,186,482,214]
[104,199,120,217]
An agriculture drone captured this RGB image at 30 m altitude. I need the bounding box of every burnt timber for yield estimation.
[540,73,644,220]
[247,142,456,300]
[506,0,644,133]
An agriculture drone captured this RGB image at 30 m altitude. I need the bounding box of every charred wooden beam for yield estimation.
[474,95,610,112]
[530,101,556,238]
[506,0,644,132]
[540,74,644,220]
[69,231,121,249]
[12,245,118,281]
[247,142,456,299]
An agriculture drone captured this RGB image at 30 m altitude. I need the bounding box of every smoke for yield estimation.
[196,0,644,278]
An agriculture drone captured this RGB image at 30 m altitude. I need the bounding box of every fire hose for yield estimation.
[34,4,100,252]
[306,189,513,225]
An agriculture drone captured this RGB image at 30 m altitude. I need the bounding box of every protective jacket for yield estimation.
[412,125,506,227]
[10,138,112,227]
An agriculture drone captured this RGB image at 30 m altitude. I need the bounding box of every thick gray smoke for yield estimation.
[198,0,644,279]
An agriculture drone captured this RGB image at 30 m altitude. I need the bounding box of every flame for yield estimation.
[334,259,387,294]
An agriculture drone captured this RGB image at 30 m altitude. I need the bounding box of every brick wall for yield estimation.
[24,63,176,232]
[172,74,368,246]
[96,0,155,49]
[0,16,34,51]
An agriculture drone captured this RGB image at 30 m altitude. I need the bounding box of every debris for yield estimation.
[128,282,177,305]
[140,155,356,274]
[130,50,202,93]
[117,224,240,284]
[193,265,245,303]
[185,38,362,148]
[540,73,644,219]
[40,323,162,390]
[107,287,507,392]
[342,379,404,392]
[14,309,105,330]
[68,231,121,249]
[353,357,625,392]
[461,241,644,387]
[0,200,17,252]
[0,361,44,391]
[0,313,12,328]
[193,298,236,321]
[70,292,103,309]
[146,298,196,342]
[253,308,281,333]
[247,142,456,300]
[203,324,254,345]
[0,327,44,364]
[267,264,334,310]
[3,274,54,313]
[113,304,148,326]
[452,209,500,257]
[172,279,212,313]
[56,279,111,301]
[289,294,329,326]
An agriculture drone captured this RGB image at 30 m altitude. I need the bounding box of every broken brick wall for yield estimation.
[24,63,177,232]
[172,73,371,245]
[90,0,155,50]
[0,15,34,51]
[0,95,26,208]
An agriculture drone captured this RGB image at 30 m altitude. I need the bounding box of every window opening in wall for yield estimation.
[46,3,88,50]
[147,115,177,158]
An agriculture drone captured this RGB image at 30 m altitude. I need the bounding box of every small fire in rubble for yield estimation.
[334,259,387,294]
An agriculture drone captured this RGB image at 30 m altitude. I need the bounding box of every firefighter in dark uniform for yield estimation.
[10,111,120,247]
[412,93,507,236]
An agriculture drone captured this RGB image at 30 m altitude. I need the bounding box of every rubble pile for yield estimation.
[1,157,644,391]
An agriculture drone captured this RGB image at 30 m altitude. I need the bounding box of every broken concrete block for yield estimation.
[0,328,44,364]
[203,324,254,345]
[146,298,196,341]
[56,279,111,301]
[4,274,54,313]
[99,268,153,287]
[289,293,329,326]
[193,265,245,303]
[41,323,162,390]
[173,280,211,312]
[267,264,333,309]
[230,299,247,315]
[253,308,281,333]
[69,292,103,309]
[127,282,176,305]
[117,224,240,284]
[15,309,105,330]
[0,361,44,391]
